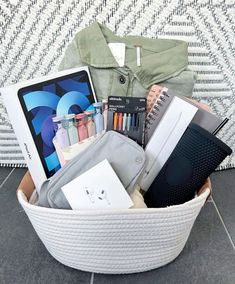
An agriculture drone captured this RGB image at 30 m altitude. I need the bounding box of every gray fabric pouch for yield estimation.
[38,131,146,209]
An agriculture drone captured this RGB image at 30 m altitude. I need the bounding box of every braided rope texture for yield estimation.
[0,0,234,169]
[18,188,210,273]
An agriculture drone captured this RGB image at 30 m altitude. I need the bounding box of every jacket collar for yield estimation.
[75,22,188,88]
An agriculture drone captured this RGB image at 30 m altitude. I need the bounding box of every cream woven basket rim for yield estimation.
[17,171,211,215]
[18,188,211,213]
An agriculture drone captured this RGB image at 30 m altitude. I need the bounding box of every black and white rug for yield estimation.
[0,0,234,170]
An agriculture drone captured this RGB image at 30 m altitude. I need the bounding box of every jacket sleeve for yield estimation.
[160,69,198,98]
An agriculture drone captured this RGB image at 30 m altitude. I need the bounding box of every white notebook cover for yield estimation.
[140,96,198,191]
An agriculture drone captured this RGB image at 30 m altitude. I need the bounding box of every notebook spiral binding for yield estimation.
[144,88,175,146]
[145,89,170,129]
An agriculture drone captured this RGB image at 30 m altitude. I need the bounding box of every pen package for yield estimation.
[107,96,146,146]
[144,123,232,208]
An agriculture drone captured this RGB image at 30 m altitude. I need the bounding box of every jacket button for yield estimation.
[119,75,126,84]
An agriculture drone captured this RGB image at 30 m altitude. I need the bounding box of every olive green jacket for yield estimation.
[59,22,196,101]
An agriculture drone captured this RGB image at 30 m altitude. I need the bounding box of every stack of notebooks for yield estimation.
[144,87,228,146]
[140,86,231,207]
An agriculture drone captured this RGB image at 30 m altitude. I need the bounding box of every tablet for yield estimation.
[17,68,96,178]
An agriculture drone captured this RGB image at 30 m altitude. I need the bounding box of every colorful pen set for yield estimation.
[107,96,146,146]
[52,101,108,149]
[113,112,140,132]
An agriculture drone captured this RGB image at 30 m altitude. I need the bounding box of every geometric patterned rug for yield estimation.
[0,0,234,170]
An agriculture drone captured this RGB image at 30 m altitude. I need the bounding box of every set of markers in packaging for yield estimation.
[107,96,147,146]
[52,100,108,150]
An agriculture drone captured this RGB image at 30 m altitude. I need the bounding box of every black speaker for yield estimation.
[144,123,232,208]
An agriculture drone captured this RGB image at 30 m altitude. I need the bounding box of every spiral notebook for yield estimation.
[145,87,175,146]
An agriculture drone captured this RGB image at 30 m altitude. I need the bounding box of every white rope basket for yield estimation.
[17,171,211,274]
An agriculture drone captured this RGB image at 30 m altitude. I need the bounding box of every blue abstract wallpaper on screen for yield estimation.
[18,71,95,177]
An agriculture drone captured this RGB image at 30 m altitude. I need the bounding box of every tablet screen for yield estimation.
[18,69,96,178]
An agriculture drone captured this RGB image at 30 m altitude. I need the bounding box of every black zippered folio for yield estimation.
[144,123,232,208]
